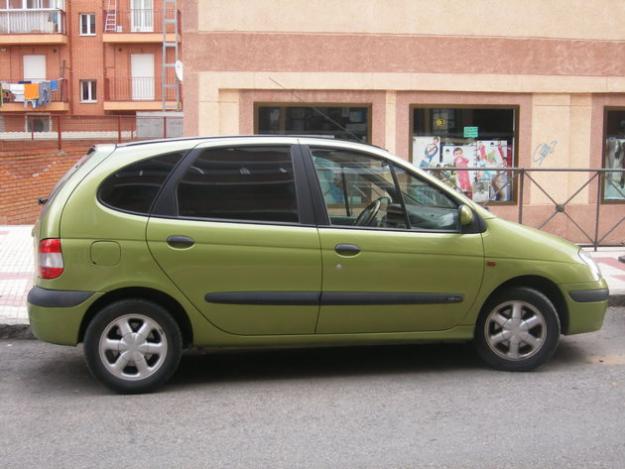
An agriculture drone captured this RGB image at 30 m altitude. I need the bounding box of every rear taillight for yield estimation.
[39,238,64,279]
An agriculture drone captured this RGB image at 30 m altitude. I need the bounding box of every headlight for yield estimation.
[578,250,602,281]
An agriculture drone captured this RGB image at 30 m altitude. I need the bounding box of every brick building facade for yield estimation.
[0,0,181,125]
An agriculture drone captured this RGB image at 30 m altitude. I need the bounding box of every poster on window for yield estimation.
[412,136,441,169]
[475,140,511,202]
[605,138,625,200]
[440,144,476,198]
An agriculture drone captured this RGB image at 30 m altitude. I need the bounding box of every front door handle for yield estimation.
[166,235,195,248]
[335,243,361,256]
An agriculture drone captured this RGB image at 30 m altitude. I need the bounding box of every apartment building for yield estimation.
[0,0,181,131]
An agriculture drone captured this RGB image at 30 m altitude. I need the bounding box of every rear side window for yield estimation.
[177,146,299,223]
[98,152,182,214]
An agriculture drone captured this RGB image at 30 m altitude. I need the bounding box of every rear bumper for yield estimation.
[27,287,97,346]
[27,286,93,308]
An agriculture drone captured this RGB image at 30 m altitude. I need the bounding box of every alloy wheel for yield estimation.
[98,313,169,381]
[483,300,546,361]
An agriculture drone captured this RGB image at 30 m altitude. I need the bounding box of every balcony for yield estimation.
[104,77,180,111]
[0,78,69,112]
[102,9,180,43]
[0,8,67,45]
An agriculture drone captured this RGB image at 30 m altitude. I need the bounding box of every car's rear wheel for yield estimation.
[84,299,182,393]
[475,287,561,371]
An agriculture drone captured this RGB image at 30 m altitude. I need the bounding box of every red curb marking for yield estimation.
[0,296,28,307]
[594,257,625,272]
[0,272,33,280]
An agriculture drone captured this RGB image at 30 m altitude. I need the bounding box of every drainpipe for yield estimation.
[67,0,74,115]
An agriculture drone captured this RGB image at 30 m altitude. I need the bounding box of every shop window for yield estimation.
[80,13,96,36]
[412,107,516,203]
[80,80,97,103]
[603,109,625,202]
[256,105,370,143]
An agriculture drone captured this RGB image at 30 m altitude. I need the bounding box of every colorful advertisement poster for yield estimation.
[441,144,476,197]
[412,136,441,169]
[605,138,625,200]
[475,140,510,202]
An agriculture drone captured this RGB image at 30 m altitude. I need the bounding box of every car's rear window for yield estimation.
[98,152,182,215]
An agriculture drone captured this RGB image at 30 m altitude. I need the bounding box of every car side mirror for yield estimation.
[458,205,474,226]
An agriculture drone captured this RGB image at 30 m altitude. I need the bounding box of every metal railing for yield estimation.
[102,8,180,34]
[104,76,180,102]
[0,8,65,34]
[0,78,68,104]
[427,167,625,248]
[0,113,183,152]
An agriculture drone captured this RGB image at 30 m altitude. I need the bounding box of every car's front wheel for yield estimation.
[84,299,182,393]
[475,287,561,371]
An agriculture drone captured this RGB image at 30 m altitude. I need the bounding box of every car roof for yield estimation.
[108,134,409,177]
[115,135,386,151]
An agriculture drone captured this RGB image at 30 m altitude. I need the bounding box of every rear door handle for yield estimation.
[335,243,361,256]
[166,235,195,248]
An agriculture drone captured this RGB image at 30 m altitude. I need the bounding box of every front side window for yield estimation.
[311,147,459,231]
[98,152,182,214]
[257,105,369,143]
[80,13,96,35]
[412,107,516,204]
[393,165,459,231]
[176,146,299,223]
[603,109,625,202]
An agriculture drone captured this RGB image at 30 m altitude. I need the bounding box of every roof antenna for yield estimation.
[268,76,364,143]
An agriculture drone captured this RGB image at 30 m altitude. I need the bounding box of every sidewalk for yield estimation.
[1,225,624,329]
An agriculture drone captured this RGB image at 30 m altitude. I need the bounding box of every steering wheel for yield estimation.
[354,196,390,226]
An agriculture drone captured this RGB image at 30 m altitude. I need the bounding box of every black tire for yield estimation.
[84,299,182,394]
[475,287,561,371]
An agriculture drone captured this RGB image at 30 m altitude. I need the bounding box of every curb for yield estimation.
[0,324,34,340]
[2,295,624,340]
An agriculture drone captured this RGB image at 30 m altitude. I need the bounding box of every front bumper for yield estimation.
[563,279,609,335]
[27,287,97,346]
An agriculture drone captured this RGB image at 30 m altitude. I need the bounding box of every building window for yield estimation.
[412,107,517,204]
[603,109,625,202]
[80,13,96,36]
[25,115,51,132]
[256,104,370,143]
[80,80,97,103]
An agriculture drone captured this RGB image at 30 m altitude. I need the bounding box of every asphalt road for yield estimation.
[1,308,625,469]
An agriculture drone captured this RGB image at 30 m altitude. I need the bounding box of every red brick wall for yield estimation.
[0,149,86,225]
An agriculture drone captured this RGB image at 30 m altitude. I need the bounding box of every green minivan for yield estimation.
[28,136,608,393]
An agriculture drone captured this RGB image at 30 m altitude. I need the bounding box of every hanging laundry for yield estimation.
[9,84,25,103]
[37,82,51,107]
[50,80,59,91]
[24,83,40,100]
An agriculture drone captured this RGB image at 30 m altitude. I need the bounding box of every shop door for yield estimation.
[307,145,484,334]
[23,55,46,82]
[131,0,154,32]
[131,53,155,101]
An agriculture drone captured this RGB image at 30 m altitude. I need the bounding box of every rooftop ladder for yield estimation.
[161,0,181,111]
[104,0,118,33]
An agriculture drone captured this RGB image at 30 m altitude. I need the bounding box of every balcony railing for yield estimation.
[0,9,65,34]
[102,9,180,34]
[105,77,179,102]
[0,78,68,106]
